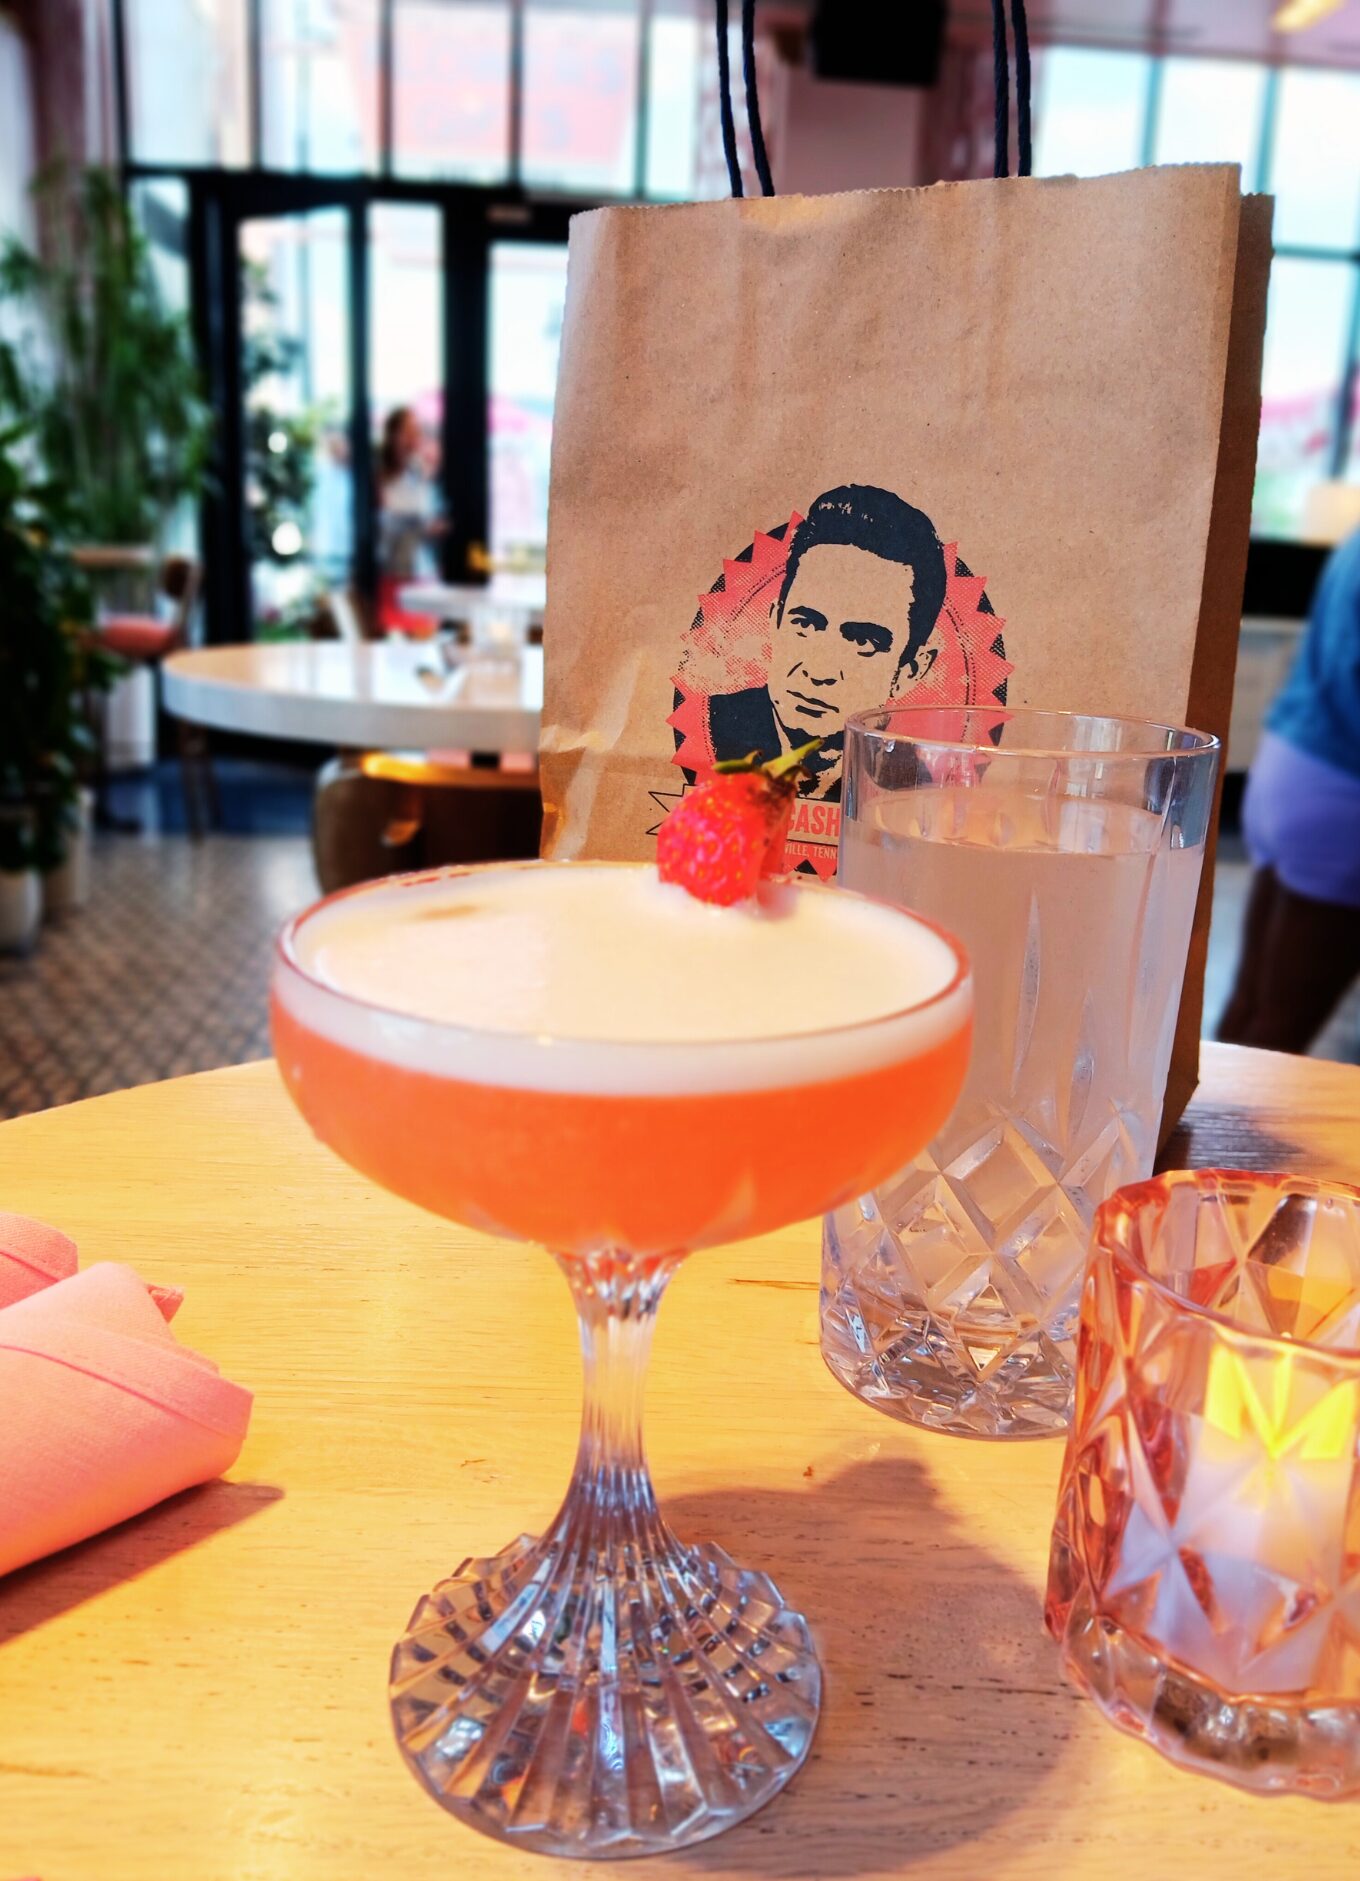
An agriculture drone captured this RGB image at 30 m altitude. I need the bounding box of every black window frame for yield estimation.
[110,0,664,641]
[160,166,579,642]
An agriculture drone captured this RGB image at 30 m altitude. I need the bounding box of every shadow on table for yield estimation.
[664,1453,1083,1878]
[1160,1113,1307,1174]
[0,1479,282,1647]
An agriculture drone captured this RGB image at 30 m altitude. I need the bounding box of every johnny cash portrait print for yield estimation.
[664,484,1012,877]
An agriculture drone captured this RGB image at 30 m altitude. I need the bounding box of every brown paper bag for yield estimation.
[541,167,1272,1129]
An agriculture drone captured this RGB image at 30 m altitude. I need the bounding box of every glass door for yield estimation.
[488,238,568,574]
[369,202,447,631]
[489,238,568,571]
[238,204,359,638]
[223,189,451,640]
[188,178,578,642]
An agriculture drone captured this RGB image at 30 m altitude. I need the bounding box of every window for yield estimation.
[393,1,512,183]
[259,0,381,174]
[1256,260,1354,539]
[130,178,191,313]
[0,12,35,243]
[371,205,445,621]
[489,242,568,568]
[130,179,201,557]
[240,209,354,628]
[1033,49,1150,179]
[1152,59,1265,177]
[370,205,444,429]
[116,0,743,200]
[1269,69,1360,251]
[521,0,641,195]
[1037,47,1360,540]
[124,0,250,166]
[644,5,702,199]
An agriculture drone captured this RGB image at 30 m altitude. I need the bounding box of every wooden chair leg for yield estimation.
[176,718,205,841]
[200,733,221,827]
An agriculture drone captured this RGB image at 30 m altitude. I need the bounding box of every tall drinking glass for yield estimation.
[822,707,1219,1439]
[272,859,972,1856]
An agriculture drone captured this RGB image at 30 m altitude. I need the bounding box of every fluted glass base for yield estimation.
[389,1249,820,1857]
[389,1517,820,1857]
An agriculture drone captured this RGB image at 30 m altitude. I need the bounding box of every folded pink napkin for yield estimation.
[0,1262,253,1577]
[0,1209,185,1321]
[0,1209,78,1308]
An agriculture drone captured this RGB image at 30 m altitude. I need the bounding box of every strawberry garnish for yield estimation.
[656,742,821,906]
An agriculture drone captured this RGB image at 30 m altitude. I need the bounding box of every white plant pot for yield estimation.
[0,868,41,955]
[43,788,95,920]
[103,663,156,772]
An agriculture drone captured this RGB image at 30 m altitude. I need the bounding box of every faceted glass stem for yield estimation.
[389,1245,821,1858]
[556,1248,678,1534]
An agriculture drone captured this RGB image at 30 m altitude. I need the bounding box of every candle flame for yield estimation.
[1205,1345,1357,1462]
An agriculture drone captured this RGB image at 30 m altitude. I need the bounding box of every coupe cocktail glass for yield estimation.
[271,859,971,1857]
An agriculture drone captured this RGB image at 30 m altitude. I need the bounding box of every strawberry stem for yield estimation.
[763,737,823,780]
[712,737,823,781]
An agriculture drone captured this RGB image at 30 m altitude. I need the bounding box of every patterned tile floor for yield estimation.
[0,833,317,1119]
[0,824,1355,1123]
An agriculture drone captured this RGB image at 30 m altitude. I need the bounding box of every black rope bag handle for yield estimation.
[716,0,774,197]
[993,0,1033,178]
[742,0,775,197]
[715,0,744,198]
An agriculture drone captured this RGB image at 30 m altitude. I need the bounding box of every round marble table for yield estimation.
[163,640,543,756]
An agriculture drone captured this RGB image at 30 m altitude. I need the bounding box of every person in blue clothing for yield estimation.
[1219,526,1360,1052]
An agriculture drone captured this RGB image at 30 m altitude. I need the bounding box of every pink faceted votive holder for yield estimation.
[1047,1168,1360,1798]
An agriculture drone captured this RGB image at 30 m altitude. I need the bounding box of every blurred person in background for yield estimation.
[1219,525,1360,1054]
[377,405,446,635]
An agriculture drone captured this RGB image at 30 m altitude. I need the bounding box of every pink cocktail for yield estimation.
[273,860,971,1857]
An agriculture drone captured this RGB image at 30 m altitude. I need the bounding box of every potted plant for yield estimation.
[0,165,210,791]
[0,422,114,947]
[40,610,122,920]
[0,803,39,954]
[0,165,211,573]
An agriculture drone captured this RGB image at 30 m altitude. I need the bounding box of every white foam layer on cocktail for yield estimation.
[275,863,970,1095]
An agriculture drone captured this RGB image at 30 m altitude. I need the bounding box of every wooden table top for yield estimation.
[1,1044,1358,1880]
